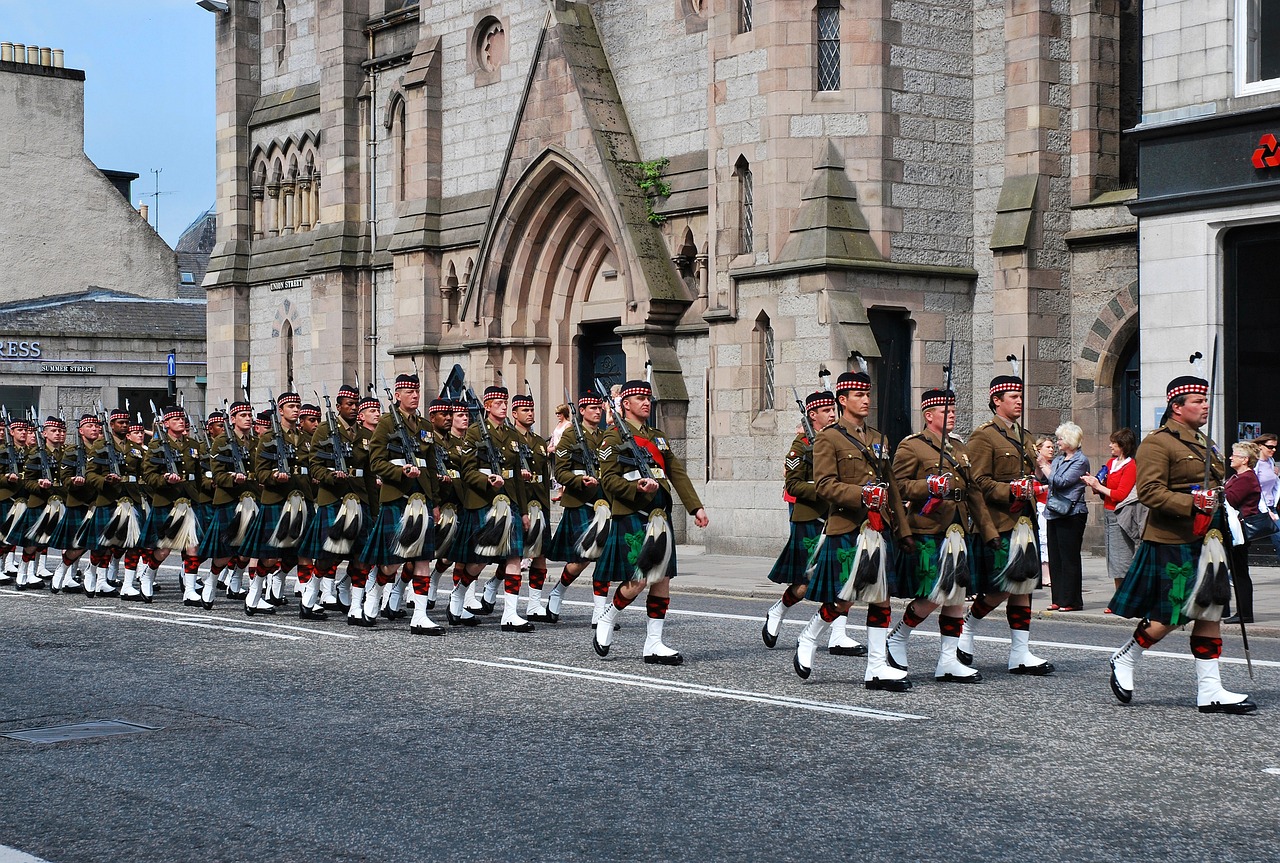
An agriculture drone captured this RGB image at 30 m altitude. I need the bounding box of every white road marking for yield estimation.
[560,601,1278,667]
[1263,767,1280,776]
[73,608,302,641]
[0,590,44,599]
[129,606,359,639]
[448,656,927,721]
[0,844,53,863]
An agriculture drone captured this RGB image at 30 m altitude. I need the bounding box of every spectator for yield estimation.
[1034,435,1055,587]
[1081,427,1139,613]
[548,403,572,453]
[1252,433,1280,562]
[1045,422,1089,611]
[1224,441,1263,624]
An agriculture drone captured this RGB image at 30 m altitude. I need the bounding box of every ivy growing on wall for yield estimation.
[628,157,672,225]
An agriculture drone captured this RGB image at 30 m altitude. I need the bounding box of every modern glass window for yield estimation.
[817,0,841,91]
[1238,0,1280,94]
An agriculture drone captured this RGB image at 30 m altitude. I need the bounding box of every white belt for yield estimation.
[352,469,364,477]
[480,468,515,479]
[624,468,667,482]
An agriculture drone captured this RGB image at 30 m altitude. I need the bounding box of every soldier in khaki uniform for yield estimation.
[792,371,913,690]
[1107,375,1254,714]
[509,392,554,621]
[886,389,998,683]
[959,374,1054,675]
[344,395,384,626]
[140,406,205,604]
[761,390,866,657]
[544,391,609,624]
[592,379,709,665]
[423,397,459,610]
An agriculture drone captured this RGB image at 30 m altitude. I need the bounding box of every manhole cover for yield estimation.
[1,719,158,744]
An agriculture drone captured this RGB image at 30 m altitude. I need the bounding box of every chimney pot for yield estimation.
[1,43,13,63]
[52,48,63,68]
[139,204,150,222]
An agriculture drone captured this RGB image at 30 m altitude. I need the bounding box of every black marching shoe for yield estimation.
[761,621,779,649]
[831,644,868,657]
[445,610,480,627]
[1198,698,1258,715]
[409,624,446,637]
[956,649,974,666]
[865,677,913,693]
[644,651,684,666]
[477,598,496,615]
[500,620,536,633]
[347,615,376,627]
[244,604,275,616]
[299,606,328,621]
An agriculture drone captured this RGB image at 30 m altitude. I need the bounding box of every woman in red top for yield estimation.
[1224,441,1263,624]
[1082,427,1138,611]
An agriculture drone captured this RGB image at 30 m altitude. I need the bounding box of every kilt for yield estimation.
[197,502,238,560]
[6,504,43,547]
[358,498,436,567]
[237,501,304,561]
[893,532,979,599]
[595,510,677,584]
[766,518,823,585]
[1109,540,1203,626]
[546,503,596,563]
[48,504,92,550]
[972,528,1041,596]
[297,501,336,560]
[804,527,900,605]
[451,501,527,565]
[140,503,171,549]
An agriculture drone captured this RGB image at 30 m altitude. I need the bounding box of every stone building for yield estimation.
[205,0,1144,555]
[0,44,208,423]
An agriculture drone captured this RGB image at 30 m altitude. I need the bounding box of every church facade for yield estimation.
[205,0,1144,555]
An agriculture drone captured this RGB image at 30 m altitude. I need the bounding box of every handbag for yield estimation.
[1241,511,1278,543]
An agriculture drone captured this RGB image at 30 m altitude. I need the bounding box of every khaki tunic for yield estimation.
[553,423,606,509]
[783,434,826,523]
[812,416,909,539]
[368,408,440,506]
[893,429,997,542]
[598,419,702,517]
[967,417,1039,534]
[1135,419,1226,545]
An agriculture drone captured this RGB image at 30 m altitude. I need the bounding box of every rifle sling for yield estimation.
[830,423,888,483]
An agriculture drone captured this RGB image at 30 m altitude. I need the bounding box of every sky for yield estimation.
[2,0,215,247]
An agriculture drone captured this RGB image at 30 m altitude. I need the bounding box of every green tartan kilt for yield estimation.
[140,503,171,549]
[358,499,436,567]
[1109,540,1206,626]
[972,528,1041,596]
[595,510,678,584]
[296,501,336,560]
[892,532,980,600]
[89,503,127,552]
[804,527,901,604]
[48,504,92,550]
[4,504,38,546]
[452,501,526,565]
[766,518,824,585]
[238,501,307,560]
[546,503,597,563]
[196,502,239,560]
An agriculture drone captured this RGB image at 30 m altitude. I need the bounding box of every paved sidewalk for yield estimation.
[663,544,1280,636]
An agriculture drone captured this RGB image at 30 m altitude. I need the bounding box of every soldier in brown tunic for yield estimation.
[887,389,997,682]
[1107,375,1254,714]
[792,371,914,690]
[958,374,1054,675]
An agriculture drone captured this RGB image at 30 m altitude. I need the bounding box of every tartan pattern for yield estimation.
[87,504,125,552]
[765,518,823,585]
[196,502,239,560]
[6,505,43,546]
[236,501,292,560]
[448,507,486,565]
[546,503,596,563]
[297,501,338,560]
[804,528,901,604]
[972,529,1041,596]
[48,504,91,550]
[1109,540,1202,626]
[140,503,174,549]
[595,510,678,584]
[358,499,437,566]
[893,532,978,599]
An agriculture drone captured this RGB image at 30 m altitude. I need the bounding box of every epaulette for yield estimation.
[902,432,923,442]
[949,432,965,442]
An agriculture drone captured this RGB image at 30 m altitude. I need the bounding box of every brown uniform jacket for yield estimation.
[784,434,826,523]
[1136,419,1226,545]
[368,408,440,506]
[598,419,702,517]
[967,417,1038,534]
[811,417,909,539]
[311,416,363,507]
[554,423,605,510]
[209,430,258,507]
[143,433,203,507]
[894,429,997,541]
[513,425,550,514]
[458,419,526,512]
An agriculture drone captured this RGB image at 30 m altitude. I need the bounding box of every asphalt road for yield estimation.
[2,574,1278,863]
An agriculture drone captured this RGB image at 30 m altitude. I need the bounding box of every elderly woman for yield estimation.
[1082,427,1138,612]
[1224,441,1263,624]
[1045,422,1090,611]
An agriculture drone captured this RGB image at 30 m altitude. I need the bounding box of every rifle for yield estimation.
[935,339,955,474]
[94,399,123,477]
[380,375,421,470]
[316,386,351,475]
[792,386,816,443]
[26,408,53,483]
[263,389,292,475]
[564,387,599,477]
[0,405,20,476]
[68,416,88,481]
[596,375,654,481]
[148,400,181,478]
[506,379,535,477]
[467,385,505,477]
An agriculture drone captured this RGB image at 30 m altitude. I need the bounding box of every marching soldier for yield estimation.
[361,374,444,635]
[140,406,203,605]
[762,390,866,656]
[47,415,101,593]
[241,394,313,615]
[545,390,610,625]
[117,418,153,598]
[202,401,258,600]
[509,392,553,622]
[303,384,363,612]
[291,403,324,611]
[1107,375,1255,714]
[0,419,23,583]
[592,379,709,665]
[345,395,384,626]
[11,417,70,591]
[422,397,458,610]
[959,373,1054,675]
[449,385,533,632]
[791,372,913,689]
[886,389,997,682]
